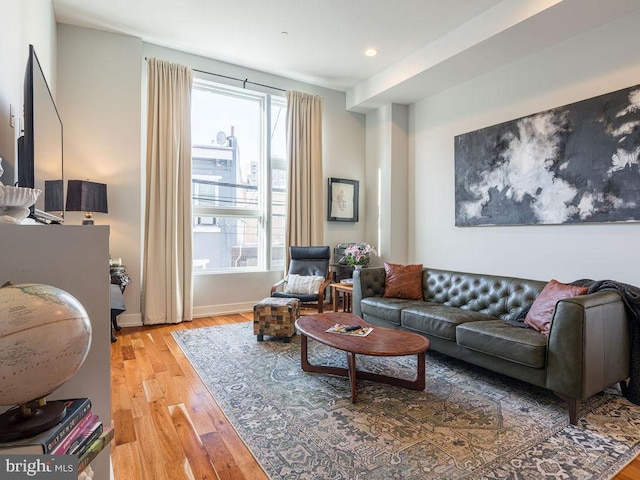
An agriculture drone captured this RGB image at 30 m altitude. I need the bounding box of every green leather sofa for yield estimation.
[352,267,631,425]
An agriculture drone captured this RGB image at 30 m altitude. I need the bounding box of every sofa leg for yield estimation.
[554,392,579,426]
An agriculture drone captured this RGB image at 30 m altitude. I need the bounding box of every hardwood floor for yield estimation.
[110,313,640,480]
[110,313,269,480]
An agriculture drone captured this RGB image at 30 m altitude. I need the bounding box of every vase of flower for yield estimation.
[343,243,377,268]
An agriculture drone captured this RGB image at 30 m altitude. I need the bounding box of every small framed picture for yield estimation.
[328,177,359,222]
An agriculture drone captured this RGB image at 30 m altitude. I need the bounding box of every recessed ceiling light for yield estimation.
[364,48,378,57]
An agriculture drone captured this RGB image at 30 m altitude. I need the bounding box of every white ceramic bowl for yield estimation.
[0,185,41,208]
[0,207,31,223]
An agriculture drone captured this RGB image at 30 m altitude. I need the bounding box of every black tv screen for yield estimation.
[18,44,64,221]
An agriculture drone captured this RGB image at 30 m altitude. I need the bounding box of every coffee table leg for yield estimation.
[300,336,351,377]
[346,352,357,403]
[298,334,425,401]
[349,352,426,391]
[300,333,310,370]
[416,351,425,391]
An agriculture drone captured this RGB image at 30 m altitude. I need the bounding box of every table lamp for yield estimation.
[65,180,108,225]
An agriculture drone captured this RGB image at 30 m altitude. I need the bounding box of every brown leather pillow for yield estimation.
[383,263,423,300]
[524,279,588,335]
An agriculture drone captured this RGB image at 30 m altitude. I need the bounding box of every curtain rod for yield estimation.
[143,57,286,92]
[192,68,286,93]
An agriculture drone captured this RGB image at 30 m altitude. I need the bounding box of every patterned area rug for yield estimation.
[172,322,640,479]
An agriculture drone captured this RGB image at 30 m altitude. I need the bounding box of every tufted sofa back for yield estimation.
[423,268,546,321]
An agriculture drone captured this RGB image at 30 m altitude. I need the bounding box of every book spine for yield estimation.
[68,421,103,456]
[44,398,92,453]
[77,427,114,473]
[51,413,98,455]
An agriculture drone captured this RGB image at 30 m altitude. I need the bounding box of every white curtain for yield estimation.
[286,90,324,252]
[142,58,193,324]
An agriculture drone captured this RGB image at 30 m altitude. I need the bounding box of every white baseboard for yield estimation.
[193,302,255,318]
[115,312,143,327]
[114,303,256,328]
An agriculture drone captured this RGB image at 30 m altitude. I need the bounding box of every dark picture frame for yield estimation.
[328,177,359,222]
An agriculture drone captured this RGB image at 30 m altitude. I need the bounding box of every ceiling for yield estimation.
[52,0,640,112]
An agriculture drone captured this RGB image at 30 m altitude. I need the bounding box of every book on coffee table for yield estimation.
[326,324,373,337]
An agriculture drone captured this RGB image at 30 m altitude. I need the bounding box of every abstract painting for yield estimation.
[454,83,640,226]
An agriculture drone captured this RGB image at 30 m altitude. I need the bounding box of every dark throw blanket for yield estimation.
[506,279,640,405]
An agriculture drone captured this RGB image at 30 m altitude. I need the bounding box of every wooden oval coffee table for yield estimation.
[295,312,430,402]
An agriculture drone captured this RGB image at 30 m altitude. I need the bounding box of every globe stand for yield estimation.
[0,398,66,442]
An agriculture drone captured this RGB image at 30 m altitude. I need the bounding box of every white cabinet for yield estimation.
[0,225,111,476]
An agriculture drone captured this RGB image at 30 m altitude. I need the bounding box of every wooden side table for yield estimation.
[330,283,354,312]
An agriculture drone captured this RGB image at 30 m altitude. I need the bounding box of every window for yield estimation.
[191,79,287,273]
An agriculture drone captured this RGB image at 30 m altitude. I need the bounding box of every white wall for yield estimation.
[365,104,410,266]
[0,0,22,185]
[23,0,57,94]
[410,11,640,286]
[57,25,143,322]
[0,0,56,186]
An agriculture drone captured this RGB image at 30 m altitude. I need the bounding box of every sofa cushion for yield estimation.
[360,297,425,325]
[524,279,588,335]
[383,263,423,300]
[457,320,548,369]
[401,305,497,341]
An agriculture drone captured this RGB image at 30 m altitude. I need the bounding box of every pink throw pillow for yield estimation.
[524,279,588,335]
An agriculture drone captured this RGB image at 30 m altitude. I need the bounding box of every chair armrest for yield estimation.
[315,277,333,313]
[317,277,332,299]
[271,278,286,295]
[546,290,630,399]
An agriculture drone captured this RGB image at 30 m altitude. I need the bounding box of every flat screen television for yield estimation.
[17,44,64,223]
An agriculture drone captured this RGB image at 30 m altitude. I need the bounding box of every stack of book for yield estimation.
[0,398,113,472]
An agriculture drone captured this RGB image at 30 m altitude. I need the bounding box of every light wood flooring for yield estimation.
[110,313,640,480]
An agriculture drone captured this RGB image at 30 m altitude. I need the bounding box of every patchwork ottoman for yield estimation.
[253,297,300,342]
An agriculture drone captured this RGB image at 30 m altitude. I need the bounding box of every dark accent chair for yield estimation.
[271,246,332,313]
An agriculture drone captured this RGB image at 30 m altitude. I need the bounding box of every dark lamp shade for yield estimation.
[44,179,64,212]
[65,180,108,214]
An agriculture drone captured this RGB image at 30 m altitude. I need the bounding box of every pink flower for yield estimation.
[343,243,377,266]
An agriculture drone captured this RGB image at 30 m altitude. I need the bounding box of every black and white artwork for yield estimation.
[454,84,640,226]
[328,177,359,222]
